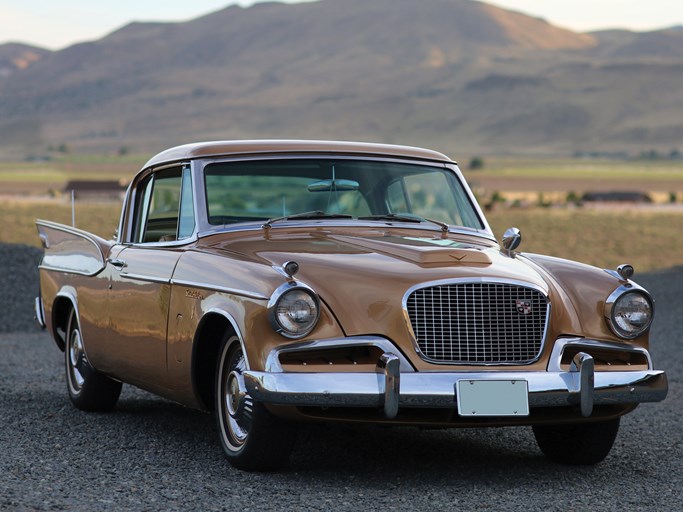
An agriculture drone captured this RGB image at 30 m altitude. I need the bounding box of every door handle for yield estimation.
[107,258,127,270]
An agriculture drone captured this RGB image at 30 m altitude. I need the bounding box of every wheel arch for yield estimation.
[192,308,248,411]
[51,289,79,352]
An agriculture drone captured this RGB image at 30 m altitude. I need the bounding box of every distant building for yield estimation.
[581,191,652,203]
[63,180,127,200]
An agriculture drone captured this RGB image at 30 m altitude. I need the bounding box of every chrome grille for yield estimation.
[406,282,549,364]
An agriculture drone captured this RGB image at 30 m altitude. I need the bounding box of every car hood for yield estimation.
[199,226,580,337]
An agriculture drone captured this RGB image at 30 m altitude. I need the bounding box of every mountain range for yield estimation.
[0,0,681,157]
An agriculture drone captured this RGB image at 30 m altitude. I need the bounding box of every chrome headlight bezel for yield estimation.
[604,284,654,340]
[267,282,320,339]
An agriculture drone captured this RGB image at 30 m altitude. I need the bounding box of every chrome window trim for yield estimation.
[402,278,551,366]
[267,281,321,339]
[171,278,268,301]
[194,154,494,239]
[119,162,200,246]
[196,220,497,242]
[264,336,416,373]
[604,283,654,339]
[548,337,654,372]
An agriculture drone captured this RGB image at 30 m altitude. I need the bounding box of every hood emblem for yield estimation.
[515,299,533,315]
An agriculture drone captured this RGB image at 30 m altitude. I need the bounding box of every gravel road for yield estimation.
[0,243,681,511]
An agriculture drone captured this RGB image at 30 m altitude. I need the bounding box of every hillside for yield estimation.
[0,43,50,78]
[0,0,680,156]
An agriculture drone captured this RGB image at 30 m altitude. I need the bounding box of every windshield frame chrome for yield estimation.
[192,154,494,240]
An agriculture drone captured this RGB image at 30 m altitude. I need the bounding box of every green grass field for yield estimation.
[3,198,681,273]
[2,156,682,273]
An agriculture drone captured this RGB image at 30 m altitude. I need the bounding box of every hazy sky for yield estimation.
[1,0,681,50]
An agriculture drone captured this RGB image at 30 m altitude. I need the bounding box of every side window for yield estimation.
[133,168,187,243]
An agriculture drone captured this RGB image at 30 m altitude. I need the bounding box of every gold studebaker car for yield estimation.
[36,140,667,470]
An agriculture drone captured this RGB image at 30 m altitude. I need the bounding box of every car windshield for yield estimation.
[204,159,483,230]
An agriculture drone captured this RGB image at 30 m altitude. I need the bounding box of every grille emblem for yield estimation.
[516,299,533,315]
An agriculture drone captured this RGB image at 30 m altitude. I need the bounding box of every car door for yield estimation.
[90,166,195,389]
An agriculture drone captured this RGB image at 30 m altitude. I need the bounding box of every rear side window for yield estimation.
[132,166,195,243]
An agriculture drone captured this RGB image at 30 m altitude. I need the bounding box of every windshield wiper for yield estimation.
[358,214,450,233]
[262,210,353,229]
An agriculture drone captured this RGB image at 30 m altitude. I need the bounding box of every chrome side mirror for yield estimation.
[502,227,522,254]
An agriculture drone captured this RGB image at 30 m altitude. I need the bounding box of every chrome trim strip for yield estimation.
[34,296,46,329]
[197,221,498,243]
[243,368,668,410]
[192,153,495,241]
[119,272,170,284]
[548,337,654,372]
[201,308,250,371]
[402,278,551,366]
[38,263,101,277]
[171,279,268,301]
[53,288,92,365]
[264,337,416,373]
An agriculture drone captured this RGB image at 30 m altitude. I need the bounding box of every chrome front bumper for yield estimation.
[243,351,668,419]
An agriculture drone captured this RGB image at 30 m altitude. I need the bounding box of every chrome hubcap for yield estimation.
[68,328,85,390]
[221,346,254,447]
[226,371,247,418]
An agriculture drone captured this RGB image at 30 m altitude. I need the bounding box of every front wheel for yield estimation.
[215,337,297,471]
[532,418,620,465]
[65,309,122,411]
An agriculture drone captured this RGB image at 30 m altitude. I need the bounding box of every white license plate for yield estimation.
[456,380,529,417]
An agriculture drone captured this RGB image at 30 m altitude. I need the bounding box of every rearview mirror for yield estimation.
[307,179,360,192]
[502,227,522,254]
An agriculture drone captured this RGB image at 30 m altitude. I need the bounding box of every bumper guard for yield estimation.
[243,351,668,420]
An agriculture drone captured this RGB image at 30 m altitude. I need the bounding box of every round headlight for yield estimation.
[606,289,653,339]
[269,285,320,338]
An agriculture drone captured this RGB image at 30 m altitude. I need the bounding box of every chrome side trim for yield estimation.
[243,368,668,411]
[200,308,250,371]
[264,337,416,373]
[34,296,46,329]
[402,278,551,366]
[171,279,268,301]
[38,264,101,278]
[548,337,654,372]
[119,272,170,285]
[53,289,92,366]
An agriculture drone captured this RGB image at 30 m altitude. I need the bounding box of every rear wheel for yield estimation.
[215,336,297,471]
[65,309,122,411]
[533,418,620,465]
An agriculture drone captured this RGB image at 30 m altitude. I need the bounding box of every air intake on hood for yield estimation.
[406,281,549,364]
